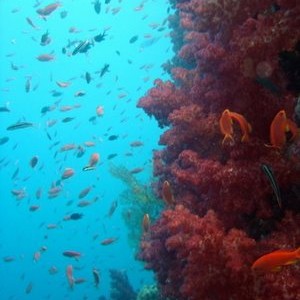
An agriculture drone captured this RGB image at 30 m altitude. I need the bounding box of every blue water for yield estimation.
[0,1,172,299]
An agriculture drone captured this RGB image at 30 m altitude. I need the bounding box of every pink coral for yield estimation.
[138,0,300,299]
[140,206,300,300]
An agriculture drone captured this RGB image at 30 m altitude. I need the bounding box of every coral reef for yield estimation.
[136,284,160,300]
[138,0,300,299]
[109,269,136,300]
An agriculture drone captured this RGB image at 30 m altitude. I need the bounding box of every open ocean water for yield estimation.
[0,1,173,299]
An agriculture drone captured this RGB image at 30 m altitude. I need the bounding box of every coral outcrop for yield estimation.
[138,1,300,299]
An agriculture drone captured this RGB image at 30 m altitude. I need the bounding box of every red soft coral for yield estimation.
[138,0,300,299]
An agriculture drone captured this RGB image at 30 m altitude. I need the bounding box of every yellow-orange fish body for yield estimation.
[229,111,252,142]
[142,214,150,233]
[252,247,300,273]
[162,180,175,206]
[270,110,298,149]
[219,109,234,144]
[219,109,251,144]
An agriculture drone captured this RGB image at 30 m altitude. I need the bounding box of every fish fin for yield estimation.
[241,134,250,143]
[271,266,282,272]
[248,122,252,133]
[286,119,299,140]
[284,259,298,266]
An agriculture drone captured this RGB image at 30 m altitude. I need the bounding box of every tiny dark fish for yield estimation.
[7,122,34,131]
[72,40,93,56]
[93,268,100,287]
[40,30,51,46]
[129,35,138,43]
[99,64,109,77]
[94,30,107,43]
[108,135,118,141]
[85,72,91,84]
[30,156,39,168]
[25,78,31,93]
[62,117,75,123]
[108,201,117,217]
[94,0,101,14]
[41,106,52,115]
[11,167,19,180]
[0,137,9,145]
[25,282,33,294]
[130,167,144,174]
[3,256,15,262]
[77,146,85,158]
[107,153,117,160]
[0,105,10,112]
[157,27,166,32]
[62,250,81,258]
[51,90,63,97]
[26,17,38,29]
[70,213,83,220]
[60,10,68,19]
[130,140,143,147]
[94,33,105,43]
[46,131,52,140]
[261,164,282,209]
[89,116,97,124]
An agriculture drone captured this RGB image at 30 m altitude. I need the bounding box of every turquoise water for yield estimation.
[0,1,172,299]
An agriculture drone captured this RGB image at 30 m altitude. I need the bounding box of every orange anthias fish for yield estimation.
[61,168,75,179]
[219,109,233,144]
[36,2,62,16]
[219,109,251,144]
[251,247,300,273]
[162,180,175,206]
[269,110,298,149]
[142,213,150,233]
[89,153,100,167]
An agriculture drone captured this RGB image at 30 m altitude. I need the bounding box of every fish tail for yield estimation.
[241,134,249,143]
[296,247,300,258]
[222,134,234,145]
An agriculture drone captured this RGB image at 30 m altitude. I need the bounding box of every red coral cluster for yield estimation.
[138,0,300,299]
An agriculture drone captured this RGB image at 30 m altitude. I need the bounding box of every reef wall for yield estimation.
[138,1,300,299]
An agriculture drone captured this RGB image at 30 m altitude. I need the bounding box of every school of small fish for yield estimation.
[0,0,172,298]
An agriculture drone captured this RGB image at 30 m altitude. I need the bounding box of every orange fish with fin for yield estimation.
[252,247,300,273]
[89,153,100,167]
[162,180,175,206]
[219,109,251,144]
[269,110,298,149]
[142,214,150,233]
